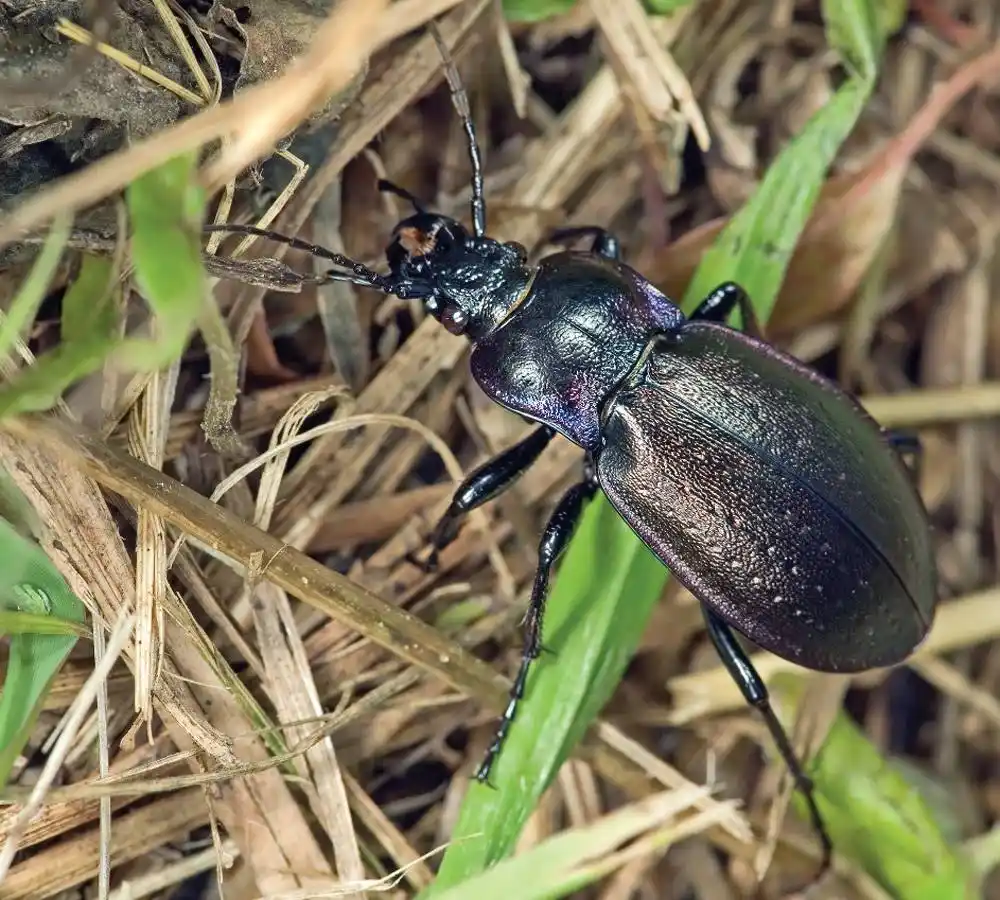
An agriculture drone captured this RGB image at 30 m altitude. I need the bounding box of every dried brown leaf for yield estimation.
[646,42,1000,335]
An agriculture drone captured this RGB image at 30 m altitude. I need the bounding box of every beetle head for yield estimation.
[385,212,530,341]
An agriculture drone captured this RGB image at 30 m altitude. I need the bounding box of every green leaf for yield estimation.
[878,0,909,36]
[0,515,86,786]
[0,214,71,361]
[119,151,207,371]
[433,788,714,900]
[0,466,43,542]
[427,498,667,893]
[822,0,883,82]
[429,0,890,893]
[0,610,89,638]
[61,250,116,345]
[769,674,978,900]
[643,0,695,13]
[503,0,691,19]
[502,0,577,22]
[0,254,120,419]
[433,597,490,633]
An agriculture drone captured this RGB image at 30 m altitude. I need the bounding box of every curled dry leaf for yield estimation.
[245,311,298,383]
[645,43,1000,336]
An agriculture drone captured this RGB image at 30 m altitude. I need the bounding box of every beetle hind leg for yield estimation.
[701,607,833,884]
[476,472,599,784]
[405,425,556,572]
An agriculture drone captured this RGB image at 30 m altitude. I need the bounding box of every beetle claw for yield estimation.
[405,549,440,573]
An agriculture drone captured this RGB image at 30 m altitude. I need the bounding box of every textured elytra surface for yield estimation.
[597,322,936,671]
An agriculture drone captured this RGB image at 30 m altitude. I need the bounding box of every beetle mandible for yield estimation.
[206,28,937,879]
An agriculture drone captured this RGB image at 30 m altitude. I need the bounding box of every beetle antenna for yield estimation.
[377,179,428,213]
[429,24,486,238]
[203,223,395,292]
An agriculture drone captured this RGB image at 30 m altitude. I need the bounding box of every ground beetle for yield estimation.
[206,29,937,880]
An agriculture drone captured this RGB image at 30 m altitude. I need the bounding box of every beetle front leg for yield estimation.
[406,425,556,572]
[690,282,764,337]
[701,606,833,881]
[476,470,599,785]
[547,226,621,260]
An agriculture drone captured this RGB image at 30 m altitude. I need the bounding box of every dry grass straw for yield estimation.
[0,0,390,245]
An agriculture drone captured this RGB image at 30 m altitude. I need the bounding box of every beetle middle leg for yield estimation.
[406,425,556,572]
[476,468,599,785]
[885,429,922,475]
[690,282,764,337]
[701,607,833,880]
[547,226,621,260]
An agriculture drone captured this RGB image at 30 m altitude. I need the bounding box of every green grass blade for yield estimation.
[644,0,695,13]
[61,250,117,344]
[502,0,577,22]
[0,214,71,360]
[0,254,119,419]
[0,464,43,542]
[427,499,665,892]
[119,151,207,371]
[681,0,884,317]
[769,674,978,900]
[0,516,86,786]
[0,610,89,638]
[433,788,716,900]
[503,0,688,21]
[429,1,889,891]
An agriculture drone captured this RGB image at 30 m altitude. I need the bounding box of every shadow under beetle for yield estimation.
[206,28,937,882]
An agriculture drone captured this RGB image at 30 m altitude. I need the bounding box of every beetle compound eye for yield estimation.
[441,306,469,335]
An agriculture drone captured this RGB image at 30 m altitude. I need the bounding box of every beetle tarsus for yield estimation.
[755,701,833,882]
[547,226,622,260]
[404,549,439,573]
[701,607,833,884]
[477,477,598,780]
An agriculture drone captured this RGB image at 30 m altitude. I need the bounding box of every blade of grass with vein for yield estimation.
[432,788,722,900]
[504,0,692,22]
[769,674,978,900]
[0,214,71,360]
[118,151,207,371]
[0,254,119,419]
[429,497,667,892]
[682,0,884,316]
[503,0,582,21]
[0,516,86,787]
[429,0,886,890]
[0,610,89,638]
